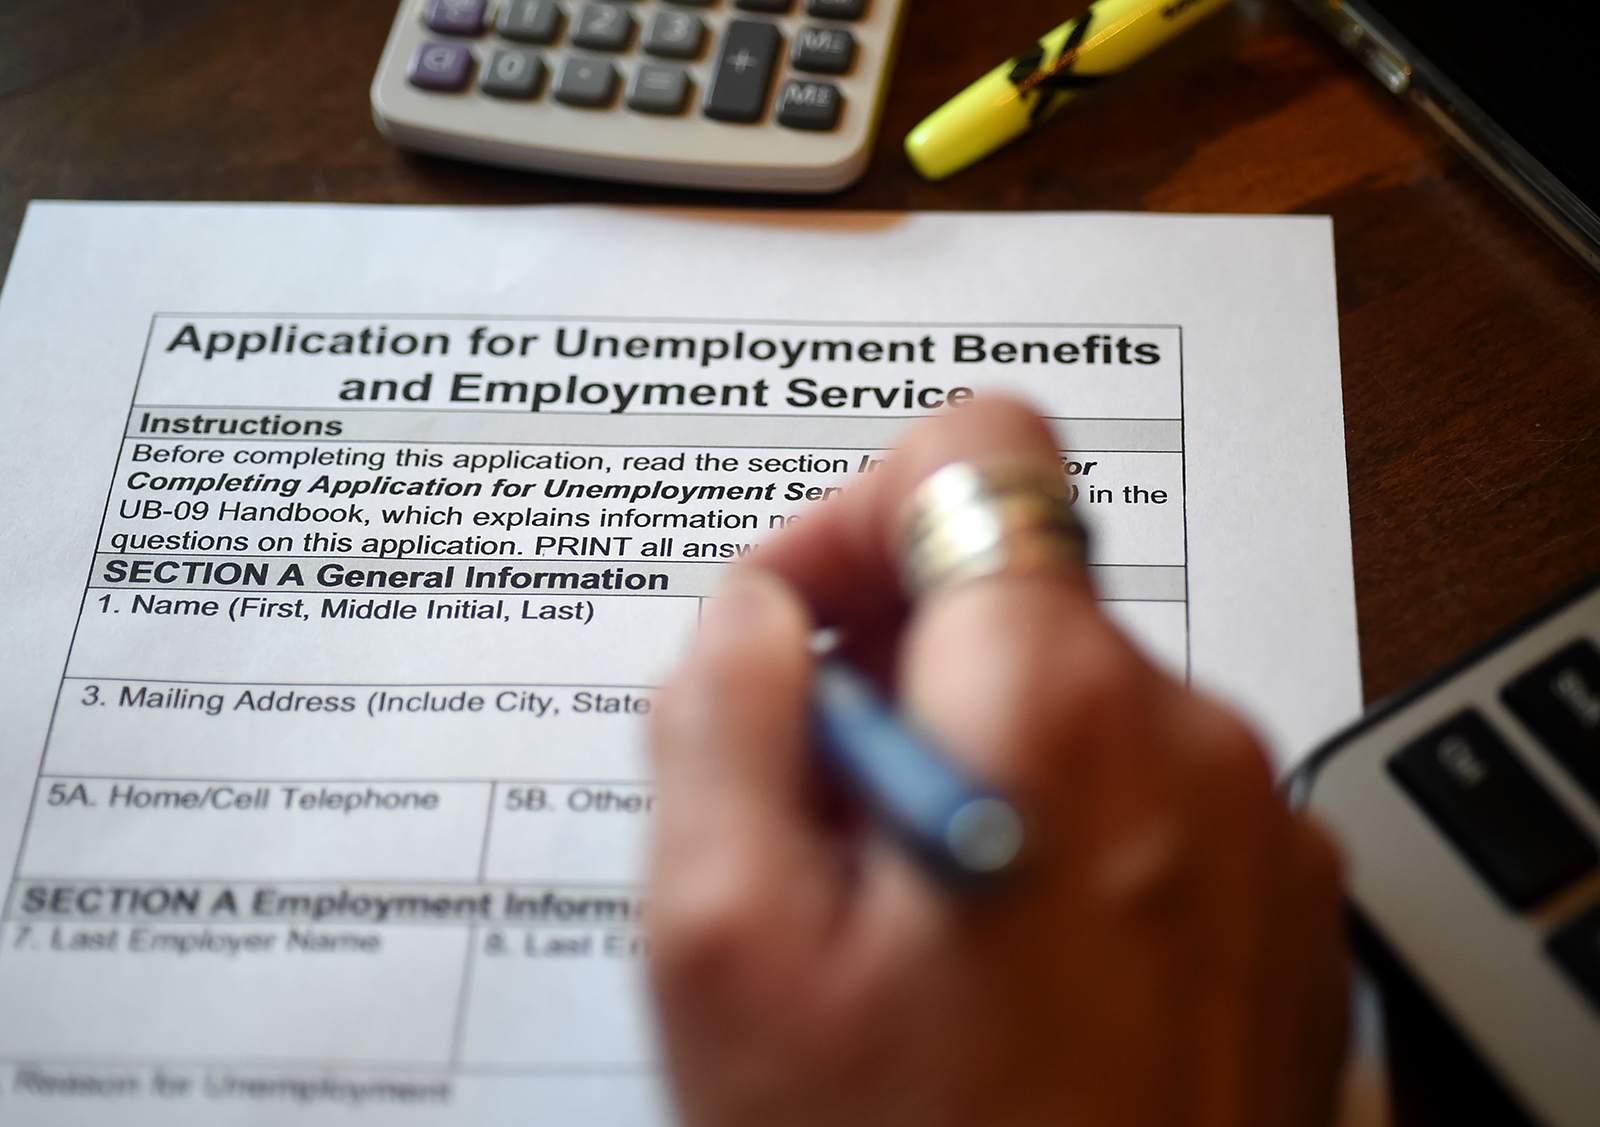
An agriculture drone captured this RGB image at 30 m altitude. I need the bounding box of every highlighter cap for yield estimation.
[904,67,1032,181]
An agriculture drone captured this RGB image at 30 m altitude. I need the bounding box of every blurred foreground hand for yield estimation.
[648,397,1348,1127]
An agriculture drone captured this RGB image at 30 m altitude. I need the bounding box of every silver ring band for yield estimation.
[895,461,1088,602]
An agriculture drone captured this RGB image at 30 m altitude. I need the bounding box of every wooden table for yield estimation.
[3,0,1597,1122]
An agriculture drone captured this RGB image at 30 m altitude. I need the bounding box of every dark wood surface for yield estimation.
[3,0,1597,1122]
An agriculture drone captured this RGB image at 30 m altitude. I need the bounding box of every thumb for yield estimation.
[648,567,838,991]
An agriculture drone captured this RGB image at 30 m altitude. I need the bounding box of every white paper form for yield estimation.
[0,204,1359,1124]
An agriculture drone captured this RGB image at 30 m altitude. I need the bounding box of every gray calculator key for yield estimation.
[1389,710,1598,909]
[735,0,793,11]
[408,41,475,90]
[498,0,562,43]
[480,47,545,97]
[628,64,691,113]
[571,3,634,51]
[775,80,841,129]
[424,0,486,35]
[704,20,781,123]
[791,27,853,73]
[806,0,866,17]
[554,57,618,106]
[643,10,705,59]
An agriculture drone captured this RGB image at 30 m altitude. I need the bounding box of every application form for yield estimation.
[0,204,1359,1123]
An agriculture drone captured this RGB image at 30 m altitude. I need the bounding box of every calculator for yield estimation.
[1293,570,1600,1127]
[370,0,907,192]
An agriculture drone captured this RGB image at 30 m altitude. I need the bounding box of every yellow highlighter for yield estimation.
[906,0,1233,180]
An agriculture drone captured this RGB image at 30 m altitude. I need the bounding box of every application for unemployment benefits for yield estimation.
[0,204,1359,1125]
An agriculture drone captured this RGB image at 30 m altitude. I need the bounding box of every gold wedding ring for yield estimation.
[895,461,1088,602]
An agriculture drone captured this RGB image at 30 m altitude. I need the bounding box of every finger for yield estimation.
[754,396,1068,644]
[648,567,837,968]
[755,395,1155,857]
[899,572,1159,824]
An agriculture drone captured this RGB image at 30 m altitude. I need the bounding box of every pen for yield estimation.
[905,0,1234,181]
[811,656,1025,881]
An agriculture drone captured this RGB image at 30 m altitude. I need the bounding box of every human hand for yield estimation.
[647,397,1349,1127]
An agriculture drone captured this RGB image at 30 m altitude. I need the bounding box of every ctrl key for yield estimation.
[1388,710,1598,909]
[409,41,474,91]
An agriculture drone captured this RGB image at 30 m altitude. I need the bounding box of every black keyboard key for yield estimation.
[736,0,793,11]
[1548,900,1600,1012]
[775,80,841,129]
[1388,711,1597,908]
[704,20,780,123]
[1504,640,1600,802]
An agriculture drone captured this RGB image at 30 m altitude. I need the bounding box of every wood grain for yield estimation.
[1,1,1597,1120]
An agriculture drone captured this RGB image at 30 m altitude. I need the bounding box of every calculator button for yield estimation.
[627,64,691,113]
[497,0,562,44]
[791,27,853,73]
[775,80,841,129]
[1388,711,1598,909]
[1503,640,1600,802]
[805,0,866,17]
[424,0,486,35]
[480,47,545,97]
[1547,900,1600,1012]
[408,41,475,90]
[571,3,634,51]
[735,0,793,11]
[643,10,705,59]
[704,20,781,122]
[553,57,618,106]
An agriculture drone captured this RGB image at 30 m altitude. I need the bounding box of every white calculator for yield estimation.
[370,0,907,192]
[1294,570,1600,1127]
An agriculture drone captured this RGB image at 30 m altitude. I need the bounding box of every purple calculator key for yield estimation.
[424,0,485,35]
[408,41,474,90]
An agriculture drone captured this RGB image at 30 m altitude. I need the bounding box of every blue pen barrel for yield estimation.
[811,659,1023,878]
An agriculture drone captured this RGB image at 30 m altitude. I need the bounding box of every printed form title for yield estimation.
[161,321,1167,415]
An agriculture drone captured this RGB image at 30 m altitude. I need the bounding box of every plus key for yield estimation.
[704,20,781,122]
